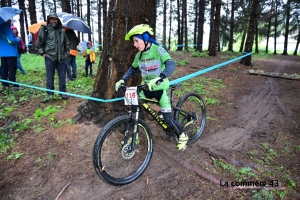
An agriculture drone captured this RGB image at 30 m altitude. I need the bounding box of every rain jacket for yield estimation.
[0,22,20,57]
[83,48,96,63]
[36,13,70,63]
[65,28,79,56]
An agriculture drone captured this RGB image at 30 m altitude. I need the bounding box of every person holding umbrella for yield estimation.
[0,19,20,91]
[64,28,79,81]
[36,13,70,100]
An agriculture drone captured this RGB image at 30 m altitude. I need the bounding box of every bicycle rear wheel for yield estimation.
[174,92,206,143]
[93,115,153,186]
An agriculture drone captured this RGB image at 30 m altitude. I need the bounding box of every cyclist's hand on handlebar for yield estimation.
[147,77,162,91]
[115,79,125,91]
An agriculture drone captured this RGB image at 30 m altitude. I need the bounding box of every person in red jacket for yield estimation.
[11,26,26,74]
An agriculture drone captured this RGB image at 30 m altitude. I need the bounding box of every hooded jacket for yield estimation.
[36,13,70,62]
[0,22,20,57]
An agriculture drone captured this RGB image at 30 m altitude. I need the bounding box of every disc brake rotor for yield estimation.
[121,144,135,159]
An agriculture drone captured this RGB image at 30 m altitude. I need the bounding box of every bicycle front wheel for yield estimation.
[174,92,206,143]
[93,115,153,186]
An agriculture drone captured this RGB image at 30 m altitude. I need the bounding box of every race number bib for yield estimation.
[124,87,138,105]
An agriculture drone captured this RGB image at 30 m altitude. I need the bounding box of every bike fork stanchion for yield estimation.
[130,106,140,150]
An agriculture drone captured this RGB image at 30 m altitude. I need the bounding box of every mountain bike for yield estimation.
[93,82,206,186]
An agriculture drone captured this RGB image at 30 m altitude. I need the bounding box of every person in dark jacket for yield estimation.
[36,13,70,100]
[64,28,79,81]
[0,19,20,91]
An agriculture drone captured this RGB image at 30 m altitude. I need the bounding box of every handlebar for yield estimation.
[119,78,164,93]
[119,83,148,93]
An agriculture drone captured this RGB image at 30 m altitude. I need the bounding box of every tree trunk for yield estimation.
[293,28,300,56]
[28,0,37,24]
[28,0,38,54]
[193,0,198,50]
[196,0,205,52]
[182,0,189,52]
[228,0,234,52]
[239,29,246,53]
[87,0,92,42]
[168,0,173,50]
[176,0,182,51]
[162,0,167,48]
[80,0,83,41]
[255,20,259,54]
[62,0,71,13]
[18,0,26,47]
[282,0,291,55]
[208,0,215,51]
[98,0,102,51]
[76,0,81,42]
[273,0,278,55]
[77,0,156,123]
[240,0,259,67]
[265,0,274,54]
[208,0,221,56]
[265,17,271,53]
[103,0,108,37]
[1,0,7,6]
[53,0,57,13]
[42,0,46,20]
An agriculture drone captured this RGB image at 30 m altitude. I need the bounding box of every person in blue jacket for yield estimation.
[0,19,20,91]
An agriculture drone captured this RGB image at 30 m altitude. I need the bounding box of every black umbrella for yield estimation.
[0,7,22,25]
[57,12,92,34]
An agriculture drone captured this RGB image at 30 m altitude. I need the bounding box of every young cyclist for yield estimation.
[115,24,188,151]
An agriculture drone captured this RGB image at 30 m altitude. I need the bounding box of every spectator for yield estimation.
[0,19,20,91]
[11,26,26,74]
[36,13,70,100]
[27,30,33,53]
[64,28,79,81]
[83,42,95,77]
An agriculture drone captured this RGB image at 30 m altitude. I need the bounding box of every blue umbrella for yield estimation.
[0,7,22,25]
[78,41,95,52]
[57,12,92,34]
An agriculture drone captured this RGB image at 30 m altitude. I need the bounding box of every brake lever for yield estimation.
[156,78,163,85]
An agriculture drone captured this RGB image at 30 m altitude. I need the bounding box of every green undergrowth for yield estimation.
[0,52,97,155]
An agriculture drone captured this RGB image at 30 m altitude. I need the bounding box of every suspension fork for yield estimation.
[127,105,139,149]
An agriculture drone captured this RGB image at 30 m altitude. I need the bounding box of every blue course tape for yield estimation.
[0,52,252,102]
[0,79,123,102]
[170,52,252,85]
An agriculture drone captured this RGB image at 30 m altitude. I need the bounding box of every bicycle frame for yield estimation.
[126,85,179,135]
[139,99,168,129]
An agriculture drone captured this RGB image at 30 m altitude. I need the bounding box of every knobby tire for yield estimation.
[93,115,153,186]
[174,92,206,143]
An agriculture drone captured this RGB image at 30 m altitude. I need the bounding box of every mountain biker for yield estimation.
[115,24,188,151]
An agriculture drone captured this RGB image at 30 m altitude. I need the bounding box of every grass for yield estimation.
[212,157,257,182]
[0,52,96,155]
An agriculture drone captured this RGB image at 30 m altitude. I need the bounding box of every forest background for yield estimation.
[2,0,300,54]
